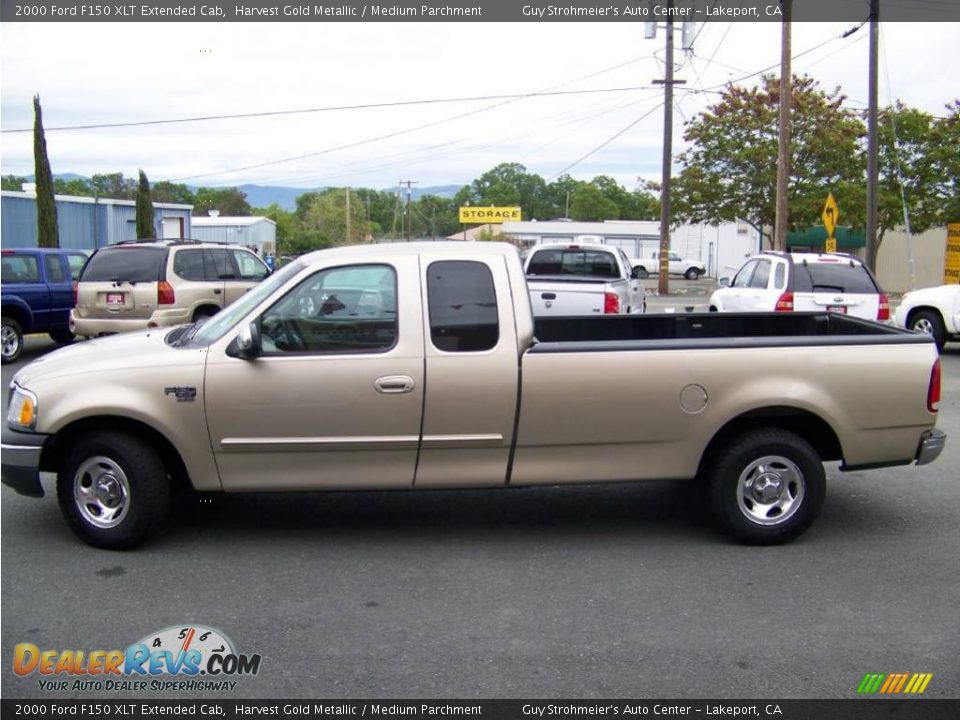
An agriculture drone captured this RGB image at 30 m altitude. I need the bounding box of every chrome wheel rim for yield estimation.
[913,318,934,335]
[73,456,131,529]
[1,325,19,359]
[736,455,805,526]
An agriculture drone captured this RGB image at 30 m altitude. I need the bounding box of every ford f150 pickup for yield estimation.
[525,243,645,316]
[2,242,946,549]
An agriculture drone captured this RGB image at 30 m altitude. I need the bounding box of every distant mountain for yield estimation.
[18,175,463,211]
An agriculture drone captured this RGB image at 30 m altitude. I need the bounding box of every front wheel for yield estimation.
[685,268,701,280]
[708,428,825,545]
[57,432,171,549]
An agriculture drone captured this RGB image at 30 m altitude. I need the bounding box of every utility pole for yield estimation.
[399,179,418,242]
[345,187,351,244]
[651,0,686,297]
[774,0,792,252]
[864,0,880,271]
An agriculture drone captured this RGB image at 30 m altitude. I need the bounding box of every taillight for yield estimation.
[927,359,941,413]
[774,291,794,312]
[72,281,78,305]
[877,293,890,321]
[158,281,176,305]
[604,292,620,314]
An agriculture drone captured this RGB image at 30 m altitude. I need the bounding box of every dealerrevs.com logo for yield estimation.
[13,625,262,692]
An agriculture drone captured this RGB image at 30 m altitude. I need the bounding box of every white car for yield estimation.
[630,251,707,280]
[893,284,960,351]
[709,252,889,322]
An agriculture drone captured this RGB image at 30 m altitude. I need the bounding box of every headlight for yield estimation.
[7,383,38,431]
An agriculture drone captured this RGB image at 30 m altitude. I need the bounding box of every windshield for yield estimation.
[81,247,166,282]
[187,260,305,347]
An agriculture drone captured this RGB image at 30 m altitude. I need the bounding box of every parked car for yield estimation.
[630,251,706,280]
[893,284,960,352]
[70,240,271,338]
[708,252,889,321]
[524,242,645,316]
[1,247,90,364]
[2,243,944,549]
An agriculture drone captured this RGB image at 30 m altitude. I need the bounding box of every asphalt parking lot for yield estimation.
[2,333,958,700]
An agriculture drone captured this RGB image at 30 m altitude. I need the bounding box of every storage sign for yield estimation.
[459,206,521,224]
[946,223,960,285]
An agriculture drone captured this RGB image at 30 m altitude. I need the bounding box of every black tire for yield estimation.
[909,310,946,352]
[685,268,701,280]
[2,316,24,364]
[49,328,75,345]
[57,431,171,549]
[636,266,649,279]
[708,428,825,545]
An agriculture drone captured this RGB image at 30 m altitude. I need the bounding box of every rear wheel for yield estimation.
[708,428,825,545]
[910,310,946,352]
[685,268,701,280]
[49,328,75,345]
[1,316,23,364]
[57,432,171,549]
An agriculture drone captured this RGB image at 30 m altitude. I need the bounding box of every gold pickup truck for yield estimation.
[2,243,946,549]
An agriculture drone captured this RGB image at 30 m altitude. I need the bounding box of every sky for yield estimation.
[1,21,957,192]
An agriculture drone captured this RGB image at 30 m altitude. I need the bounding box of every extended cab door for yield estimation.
[203,258,425,491]
[414,254,520,488]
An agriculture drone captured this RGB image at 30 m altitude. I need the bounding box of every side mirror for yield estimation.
[630,266,641,279]
[227,322,261,359]
[719,277,730,288]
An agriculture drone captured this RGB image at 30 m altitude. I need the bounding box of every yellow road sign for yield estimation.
[459,206,521,224]
[825,238,837,253]
[822,193,839,239]
[945,223,960,285]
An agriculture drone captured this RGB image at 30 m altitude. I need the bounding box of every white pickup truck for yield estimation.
[631,251,707,280]
[894,284,960,352]
[524,243,645,316]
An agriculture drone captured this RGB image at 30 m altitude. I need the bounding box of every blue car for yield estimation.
[1,248,89,364]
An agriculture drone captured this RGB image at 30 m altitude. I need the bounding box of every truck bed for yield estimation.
[531,312,929,352]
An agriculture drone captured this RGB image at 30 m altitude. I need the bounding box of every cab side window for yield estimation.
[749,259,771,289]
[0,255,40,283]
[67,254,87,281]
[44,255,65,283]
[173,249,207,281]
[774,262,787,290]
[427,261,499,352]
[259,264,397,354]
[732,260,757,289]
[206,249,233,280]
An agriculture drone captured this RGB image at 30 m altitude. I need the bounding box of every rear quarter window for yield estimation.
[81,247,166,283]
[793,262,879,294]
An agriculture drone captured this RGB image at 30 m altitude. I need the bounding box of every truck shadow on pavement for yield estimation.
[166,479,718,546]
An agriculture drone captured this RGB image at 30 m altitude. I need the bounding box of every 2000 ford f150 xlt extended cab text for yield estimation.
[2,243,946,549]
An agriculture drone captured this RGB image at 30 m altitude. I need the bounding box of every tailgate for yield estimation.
[794,292,879,320]
[527,279,608,316]
[75,280,158,320]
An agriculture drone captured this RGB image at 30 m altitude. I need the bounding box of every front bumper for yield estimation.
[0,428,48,497]
[915,429,947,466]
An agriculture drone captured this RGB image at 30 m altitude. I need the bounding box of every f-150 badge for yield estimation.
[164,386,197,402]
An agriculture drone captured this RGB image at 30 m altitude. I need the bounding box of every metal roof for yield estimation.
[501,220,660,236]
[191,216,276,227]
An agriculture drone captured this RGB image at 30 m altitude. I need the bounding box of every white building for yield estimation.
[500,220,761,279]
[191,215,277,255]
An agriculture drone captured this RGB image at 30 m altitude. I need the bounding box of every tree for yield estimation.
[33,95,59,248]
[152,181,195,206]
[135,169,155,239]
[455,163,549,220]
[192,187,252,217]
[569,184,619,221]
[673,75,865,242]
[541,174,585,218]
[1,175,27,191]
[930,100,960,225]
[54,177,94,196]
[298,188,371,246]
[90,173,136,199]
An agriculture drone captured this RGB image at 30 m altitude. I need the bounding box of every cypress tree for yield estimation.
[136,169,155,239]
[33,95,59,248]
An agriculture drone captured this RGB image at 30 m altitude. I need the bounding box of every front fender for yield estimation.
[1,297,35,329]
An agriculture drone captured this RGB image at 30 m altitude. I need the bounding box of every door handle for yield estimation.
[375,375,415,394]
[214,289,222,294]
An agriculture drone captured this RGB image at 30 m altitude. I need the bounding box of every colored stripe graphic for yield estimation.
[857,673,933,694]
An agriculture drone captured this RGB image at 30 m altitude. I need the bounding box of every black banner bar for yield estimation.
[3,700,960,720]
[2,0,960,23]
